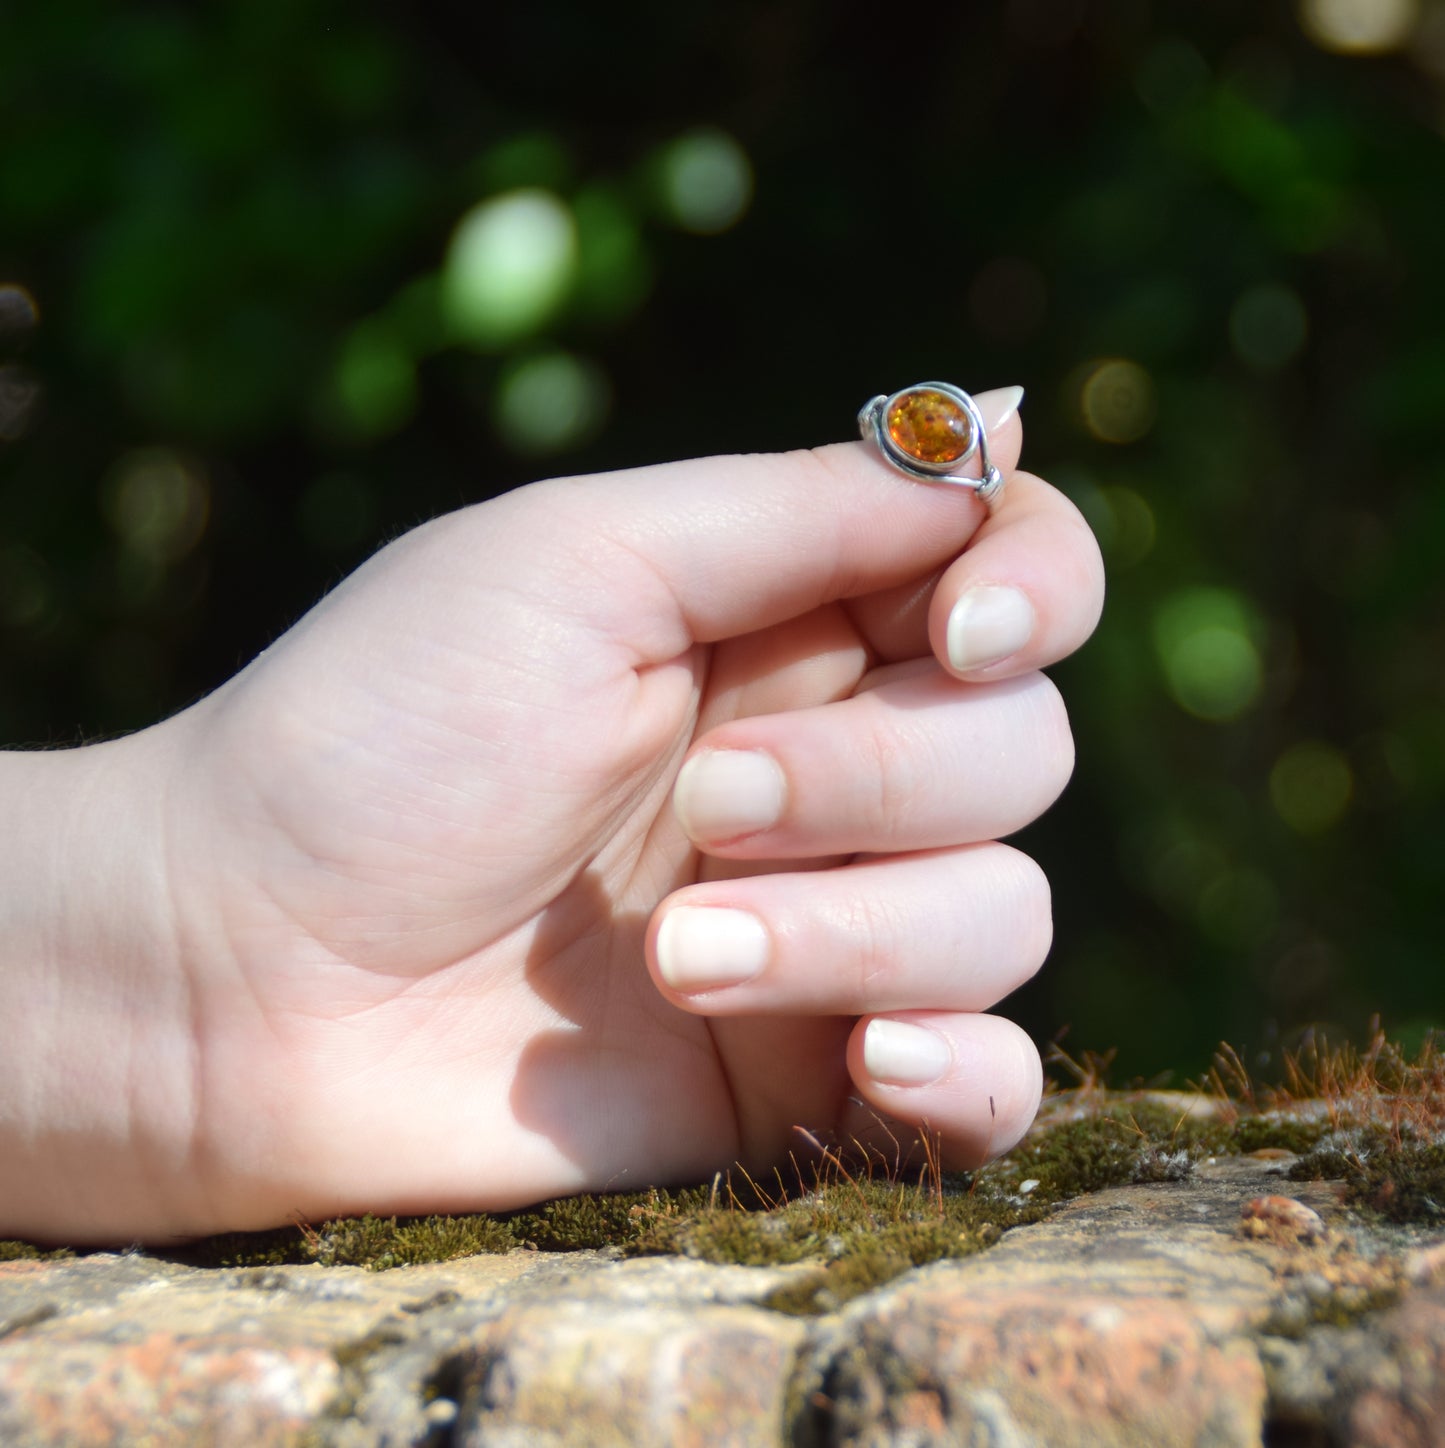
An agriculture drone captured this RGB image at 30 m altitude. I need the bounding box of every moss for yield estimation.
[1350,1140,1445,1223]
[163,1213,518,1271]
[163,1187,731,1271]
[309,1213,518,1269]
[766,1253,913,1317]
[1257,1279,1404,1338]
[316,1318,416,1423]
[332,1319,412,1371]
[999,1115,1156,1203]
[1131,1146,1195,1183]
[1288,1140,1359,1185]
[1291,1129,1445,1225]
[1111,1100,1232,1155]
[639,1164,1056,1315]
[639,1198,825,1267]
[507,1184,713,1253]
[761,1204,1018,1316]
[167,1226,316,1269]
[1230,1114,1328,1155]
[0,1241,74,1263]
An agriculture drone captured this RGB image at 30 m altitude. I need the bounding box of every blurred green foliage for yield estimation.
[4,0,1445,1075]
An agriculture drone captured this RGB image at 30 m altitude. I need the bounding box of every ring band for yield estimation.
[858,382,1004,503]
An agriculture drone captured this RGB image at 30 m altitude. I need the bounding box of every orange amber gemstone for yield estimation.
[886,388,975,465]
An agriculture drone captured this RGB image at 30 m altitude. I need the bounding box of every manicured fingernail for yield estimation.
[976,385,1025,431]
[864,1019,953,1086]
[656,907,770,992]
[946,584,1035,673]
[673,750,786,842]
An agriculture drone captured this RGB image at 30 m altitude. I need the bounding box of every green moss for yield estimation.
[332,1320,412,1371]
[760,1197,1024,1316]
[0,1241,74,1262]
[1292,1129,1445,1225]
[1257,1279,1404,1338]
[319,1319,416,1423]
[627,1162,1061,1315]
[310,1213,517,1269]
[999,1115,1156,1203]
[163,1187,727,1270]
[168,1226,317,1269]
[507,1184,713,1253]
[161,1213,517,1270]
[1353,1140,1445,1225]
[1230,1114,1328,1154]
[1111,1100,1231,1154]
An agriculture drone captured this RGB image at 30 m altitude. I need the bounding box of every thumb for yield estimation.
[521,384,1024,662]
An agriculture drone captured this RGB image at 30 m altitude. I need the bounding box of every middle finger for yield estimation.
[672,667,1074,859]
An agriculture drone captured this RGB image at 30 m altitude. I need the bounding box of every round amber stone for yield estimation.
[886,388,975,465]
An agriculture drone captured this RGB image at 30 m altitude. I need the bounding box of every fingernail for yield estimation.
[674,750,786,842]
[976,384,1025,432]
[656,906,770,991]
[946,584,1035,673]
[864,1019,953,1086]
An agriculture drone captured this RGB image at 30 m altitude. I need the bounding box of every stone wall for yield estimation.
[2,1147,1443,1446]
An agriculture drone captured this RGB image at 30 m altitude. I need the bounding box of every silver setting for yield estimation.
[858,382,1004,503]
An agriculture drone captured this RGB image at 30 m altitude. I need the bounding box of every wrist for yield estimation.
[0,725,195,1241]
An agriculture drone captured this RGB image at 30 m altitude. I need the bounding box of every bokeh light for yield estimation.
[1299,0,1418,54]
[655,129,753,235]
[574,187,652,322]
[1078,359,1157,444]
[100,450,209,563]
[1270,740,1355,834]
[492,351,610,456]
[1198,867,1280,949]
[0,284,40,340]
[1229,283,1309,370]
[1143,825,1230,916]
[332,320,417,440]
[1100,485,1157,567]
[442,188,578,348]
[1069,478,1158,568]
[1152,587,1266,722]
[0,544,52,632]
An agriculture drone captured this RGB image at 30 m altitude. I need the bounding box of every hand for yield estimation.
[0,387,1104,1240]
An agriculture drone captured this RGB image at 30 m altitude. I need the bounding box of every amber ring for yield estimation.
[858,382,1004,503]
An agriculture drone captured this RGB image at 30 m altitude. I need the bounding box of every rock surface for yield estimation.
[2,1153,1442,1446]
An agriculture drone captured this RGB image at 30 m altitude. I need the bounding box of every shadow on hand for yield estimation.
[507,867,735,1194]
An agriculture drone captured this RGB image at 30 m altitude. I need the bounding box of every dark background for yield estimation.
[4,0,1444,1080]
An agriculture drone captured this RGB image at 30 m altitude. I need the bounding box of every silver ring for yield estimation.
[858,382,1004,503]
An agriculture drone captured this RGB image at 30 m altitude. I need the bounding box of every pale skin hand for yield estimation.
[0,389,1104,1242]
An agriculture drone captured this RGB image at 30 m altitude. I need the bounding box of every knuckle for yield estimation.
[858,713,926,841]
[835,891,906,998]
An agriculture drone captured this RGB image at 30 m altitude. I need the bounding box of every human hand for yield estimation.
[0,386,1104,1240]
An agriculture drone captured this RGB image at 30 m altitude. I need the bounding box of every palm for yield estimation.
[180,506,869,1222]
